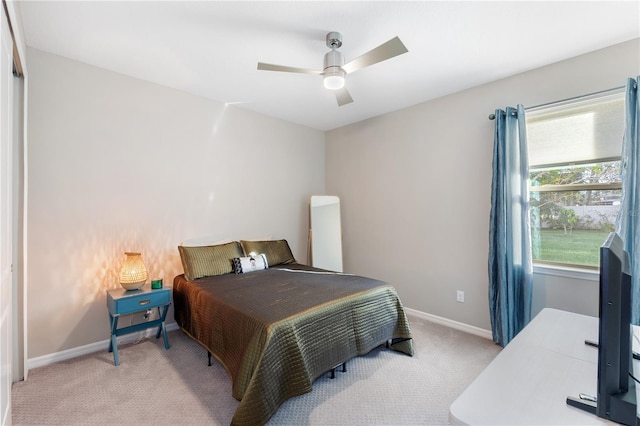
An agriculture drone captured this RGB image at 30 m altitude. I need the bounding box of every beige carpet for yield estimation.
[12,315,500,425]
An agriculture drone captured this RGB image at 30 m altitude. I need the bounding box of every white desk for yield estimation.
[449,308,638,425]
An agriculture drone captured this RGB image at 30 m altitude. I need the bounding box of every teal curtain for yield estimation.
[488,105,533,346]
[616,77,640,324]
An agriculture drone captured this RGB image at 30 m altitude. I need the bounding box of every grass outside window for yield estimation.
[532,229,611,267]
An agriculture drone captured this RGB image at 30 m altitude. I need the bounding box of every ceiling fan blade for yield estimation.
[335,87,353,106]
[341,36,408,74]
[257,62,323,75]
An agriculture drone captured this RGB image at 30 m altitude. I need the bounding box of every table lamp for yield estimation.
[119,252,147,290]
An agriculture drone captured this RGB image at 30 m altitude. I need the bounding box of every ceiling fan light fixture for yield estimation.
[323,48,345,90]
[323,67,345,90]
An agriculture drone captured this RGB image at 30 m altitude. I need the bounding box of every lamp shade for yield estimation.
[119,252,147,290]
[323,67,345,90]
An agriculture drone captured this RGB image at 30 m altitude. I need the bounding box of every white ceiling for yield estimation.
[18,1,640,131]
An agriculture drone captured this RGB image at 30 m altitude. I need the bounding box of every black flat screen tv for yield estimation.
[568,232,637,425]
[597,232,636,424]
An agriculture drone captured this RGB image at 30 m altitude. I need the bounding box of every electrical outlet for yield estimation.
[143,309,152,320]
[456,290,465,303]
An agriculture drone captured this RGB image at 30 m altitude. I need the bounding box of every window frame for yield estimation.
[526,88,625,271]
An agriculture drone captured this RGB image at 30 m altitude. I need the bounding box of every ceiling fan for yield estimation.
[257,32,408,106]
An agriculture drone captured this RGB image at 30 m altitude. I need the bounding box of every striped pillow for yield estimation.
[178,241,244,280]
[240,239,296,266]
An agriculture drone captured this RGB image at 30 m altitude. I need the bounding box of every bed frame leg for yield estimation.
[329,362,347,379]
[207,351,212,367]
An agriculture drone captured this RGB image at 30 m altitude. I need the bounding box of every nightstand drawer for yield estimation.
[107,288,171,316]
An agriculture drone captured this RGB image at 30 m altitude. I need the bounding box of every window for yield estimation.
[526,90,625,268]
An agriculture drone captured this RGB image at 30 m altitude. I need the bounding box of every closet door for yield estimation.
[0,8,13,425]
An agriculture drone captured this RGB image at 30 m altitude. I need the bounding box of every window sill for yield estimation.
[533,263,599,282]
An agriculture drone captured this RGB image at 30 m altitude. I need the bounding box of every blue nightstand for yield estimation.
[106,285,171,366]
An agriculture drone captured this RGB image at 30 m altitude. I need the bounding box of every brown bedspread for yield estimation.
[173,263,413,426]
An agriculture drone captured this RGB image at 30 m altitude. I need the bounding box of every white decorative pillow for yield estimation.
[232,254,269,274]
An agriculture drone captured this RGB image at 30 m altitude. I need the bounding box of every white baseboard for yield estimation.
[404,307,493,340]
[27,323,180,370]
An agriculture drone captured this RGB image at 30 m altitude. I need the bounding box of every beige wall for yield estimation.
[26,48,325,358]
[326,39,640,331]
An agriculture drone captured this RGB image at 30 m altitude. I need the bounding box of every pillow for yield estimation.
[232,254,269,274]
[240,239,296,266]
[178,241,244,280]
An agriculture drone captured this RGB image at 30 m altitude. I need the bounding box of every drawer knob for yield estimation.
[138,299,151,306]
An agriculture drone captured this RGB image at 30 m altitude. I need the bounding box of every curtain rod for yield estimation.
[487,85,625,120]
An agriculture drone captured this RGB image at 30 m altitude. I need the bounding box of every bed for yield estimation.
[173,239,413,426]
